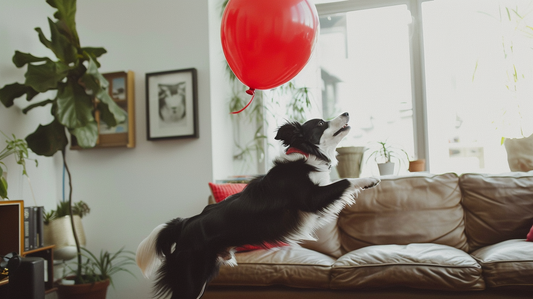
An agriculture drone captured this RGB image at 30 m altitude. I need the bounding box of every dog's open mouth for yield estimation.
[333,123,350,136]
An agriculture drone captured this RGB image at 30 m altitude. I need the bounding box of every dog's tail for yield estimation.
[136,223,168,279]
[136,217,185,278]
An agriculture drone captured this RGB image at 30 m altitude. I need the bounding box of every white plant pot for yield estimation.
[504,134,533,172]
[44,215,86,261]
[378,162,395,176]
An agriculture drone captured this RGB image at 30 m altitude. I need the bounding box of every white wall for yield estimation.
[0,0,232,298]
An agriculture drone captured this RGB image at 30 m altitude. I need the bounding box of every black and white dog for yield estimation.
[136,112,380,299]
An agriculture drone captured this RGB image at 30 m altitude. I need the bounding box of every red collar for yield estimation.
[286,147,310,158]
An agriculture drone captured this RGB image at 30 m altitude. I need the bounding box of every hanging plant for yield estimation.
[0,131,38,199]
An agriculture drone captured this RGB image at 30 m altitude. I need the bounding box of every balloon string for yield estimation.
[231,88,255,114]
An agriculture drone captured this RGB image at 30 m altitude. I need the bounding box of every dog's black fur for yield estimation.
[136,113,380,299]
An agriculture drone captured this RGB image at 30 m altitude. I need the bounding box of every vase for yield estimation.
[57,278,110,299]
[504,134,533,172]
[336,146,366,178]
[378,162,395,176]
[409,159,426,172]
[44,215,86,260]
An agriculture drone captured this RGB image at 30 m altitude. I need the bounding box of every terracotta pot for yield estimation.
[336,146,366,178]
[57,278,110,299]
[409,159,426,172]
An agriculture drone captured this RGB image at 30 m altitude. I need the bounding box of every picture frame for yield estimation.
[71,70,136,149]
[146,68,199,140]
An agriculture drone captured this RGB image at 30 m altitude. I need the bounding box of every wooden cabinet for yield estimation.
[0,200,56,294]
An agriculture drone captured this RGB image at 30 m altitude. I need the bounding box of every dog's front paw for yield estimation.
[348,177,381,190]
[362,177,380,189]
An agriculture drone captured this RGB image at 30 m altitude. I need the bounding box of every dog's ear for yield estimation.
[275,122,302,146]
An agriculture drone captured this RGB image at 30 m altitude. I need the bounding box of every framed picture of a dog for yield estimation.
[146,68,199,140]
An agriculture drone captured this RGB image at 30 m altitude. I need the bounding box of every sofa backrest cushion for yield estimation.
[460,172,533,252]
[339,173,468,254]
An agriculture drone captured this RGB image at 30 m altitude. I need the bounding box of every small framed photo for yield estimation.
[146,68,199,140]
[70,70,136,149]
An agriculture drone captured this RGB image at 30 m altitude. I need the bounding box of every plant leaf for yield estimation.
[55,79,94,129]
[82,47,106,58]
[82,47,107,67]
[70,121,98,148]
[34,27,54,53]
[46,0,79,46]
[25,119,68,156]
[24,60,69,92]
[40,18,77,63]
[0,83,33,107]
[0,176,7,199]
[22,99,55,114]
[12,51,51,68]
[81,59,126,126]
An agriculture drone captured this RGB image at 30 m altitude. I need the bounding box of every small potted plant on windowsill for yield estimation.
[366,141,409,176]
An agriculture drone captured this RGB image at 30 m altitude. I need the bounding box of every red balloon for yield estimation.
[221,0,319,91]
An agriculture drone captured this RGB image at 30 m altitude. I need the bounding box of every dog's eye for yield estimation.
[318,121,325,126]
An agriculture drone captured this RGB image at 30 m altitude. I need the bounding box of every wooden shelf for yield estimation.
[0,201,55,293]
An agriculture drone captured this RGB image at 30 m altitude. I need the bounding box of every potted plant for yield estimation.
[43,201,90,261]
[0,131,37,199]
[0,0,125,289]
[336,146,366,178]
[366,141,409,176]
[58,247,136,299]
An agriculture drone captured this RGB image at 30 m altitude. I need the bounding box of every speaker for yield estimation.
[8,257,45,299]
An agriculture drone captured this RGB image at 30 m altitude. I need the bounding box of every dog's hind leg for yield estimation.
[196,282,207,299]
[155,248,219,299]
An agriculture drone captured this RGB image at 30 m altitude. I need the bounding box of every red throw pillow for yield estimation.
[527,224,533,242]
[208,182,246,203]
[207,182,288,251]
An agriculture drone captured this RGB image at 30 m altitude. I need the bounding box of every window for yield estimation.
[316,4,415,176]
[300,0,533,175]
[422,0,533,174]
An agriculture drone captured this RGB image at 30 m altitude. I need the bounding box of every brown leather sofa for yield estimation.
[204,172,533,298]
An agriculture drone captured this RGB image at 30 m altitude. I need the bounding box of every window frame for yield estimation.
[316,0,432,170]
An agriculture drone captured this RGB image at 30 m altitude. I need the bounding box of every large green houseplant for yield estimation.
[0,0,125,288]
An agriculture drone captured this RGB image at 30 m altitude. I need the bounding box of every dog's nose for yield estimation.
[342,112,349,117]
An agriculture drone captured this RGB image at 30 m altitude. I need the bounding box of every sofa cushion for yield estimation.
[330,243,485,291]
[471,239,533,288]
[460,172,533,252]
[211,246,335,289]
[300,220,343,258]
[338,173,467,253]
